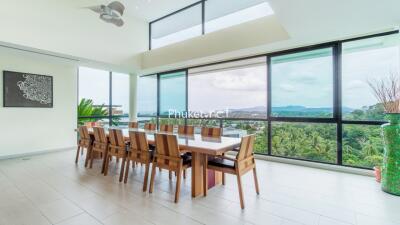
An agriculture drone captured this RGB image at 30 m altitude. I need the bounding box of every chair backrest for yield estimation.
[178,125,194,135]
[129,131,149,152]
[144,123,156,131]
[154,133,181,168]
[236,135,255,161]
[108,128,125,147]
[159,124,174,133]
[84,121,100,128]
[128,121,138,129]
[93,127,107,143]
[201,127,222,137]
[78,126,90,140]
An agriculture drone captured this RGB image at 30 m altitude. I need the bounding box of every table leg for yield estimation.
[191,153,224,197]
[191,152,203,197]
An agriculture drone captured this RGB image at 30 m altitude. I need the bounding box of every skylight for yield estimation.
[150,1,275,49]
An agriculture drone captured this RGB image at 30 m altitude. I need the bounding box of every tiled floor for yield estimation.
[0,149,399,225]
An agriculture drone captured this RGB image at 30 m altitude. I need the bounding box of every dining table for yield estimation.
[88,127,241,197]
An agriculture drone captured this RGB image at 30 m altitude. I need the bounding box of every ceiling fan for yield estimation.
[87,1,125,27]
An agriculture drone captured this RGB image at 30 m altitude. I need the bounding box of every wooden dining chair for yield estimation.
[159,124,174,133]
[149,133,192,203]
[178,125,195,178]
[144,123,156,131]
[124,131,152,191]
[76,126,92,167]
[178,125,194,135]
[90,127,109,173]
[201,127,222,137]
[204,135,260,209]
[104,128,128,181]
[128,121,138,128]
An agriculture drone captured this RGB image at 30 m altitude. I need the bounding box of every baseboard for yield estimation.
[0,146,76,160]
[225,152,374,177]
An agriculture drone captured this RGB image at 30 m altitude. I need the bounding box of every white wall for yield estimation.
[0,46,78,158]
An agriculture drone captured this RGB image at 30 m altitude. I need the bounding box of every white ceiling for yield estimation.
[0,0,399,73]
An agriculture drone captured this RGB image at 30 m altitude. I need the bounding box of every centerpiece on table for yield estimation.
[369,74,400,195]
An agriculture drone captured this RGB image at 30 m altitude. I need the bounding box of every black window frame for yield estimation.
[138,30,399,170]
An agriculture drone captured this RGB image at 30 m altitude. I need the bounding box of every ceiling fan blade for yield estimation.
[110,18,124,27]
[86,5,104,14]
[100,16,124,27]
[108,1,125,16]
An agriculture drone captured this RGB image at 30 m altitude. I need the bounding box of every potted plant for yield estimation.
[368,74,400,195]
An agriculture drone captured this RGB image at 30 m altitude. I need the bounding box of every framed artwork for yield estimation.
[3,71,53,108]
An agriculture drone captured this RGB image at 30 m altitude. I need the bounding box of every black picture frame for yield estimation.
[3,70,53,108]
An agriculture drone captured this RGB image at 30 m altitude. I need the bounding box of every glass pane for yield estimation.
[188,57,267,119]
[271,48,334,117]
[205,0,274,33]
[187,119,220,134]
[138,75,157,116]
[159,118,185,126]
[151,4,202,49]
[342,34,400,121]
[159,71,187,116]
[78,67,110,125]
[137,117,157,129]
[223,120,267,154]
[271,122,337,163]
[112,72,129,118]
[343,124,384,168]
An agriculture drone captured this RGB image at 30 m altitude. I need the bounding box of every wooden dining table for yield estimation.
[88,127,241,197]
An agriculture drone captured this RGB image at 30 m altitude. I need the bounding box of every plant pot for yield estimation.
[374,166,381,183]
[381,113,400,196]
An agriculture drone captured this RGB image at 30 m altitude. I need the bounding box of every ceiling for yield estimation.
[0,0,399,73]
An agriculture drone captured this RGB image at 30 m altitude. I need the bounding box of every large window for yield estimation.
[271,122,337,163]
[138,31,399,169]
[205,0,273,34]
[223,120,267,154]
[150,3,202,49]
[342,124,384,168]
[149,0,274,49]
[78,67,129,127]
[159,71,187,116]
[342,33,400,121]
[137,75,157,116]
[112,73,130,127]
[270,48,334,118]
[188,57,267,119]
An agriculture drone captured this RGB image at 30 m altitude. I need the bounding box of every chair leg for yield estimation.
[143,162,150,192]
[149,162,157,193]
[89,150,95,169]
[104,156,110,176]
[75,146,80,163]
[253,167,260,195]
[175,166,183,203]
[203,155,208,196]
[119,157,126,182]
[236,174,245,209]
[101,151,108,173]
[84,146,91,167]
[183,169,186,179]
[169,171,172,180]
[124,160,130,183]
[222,173,225,185]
